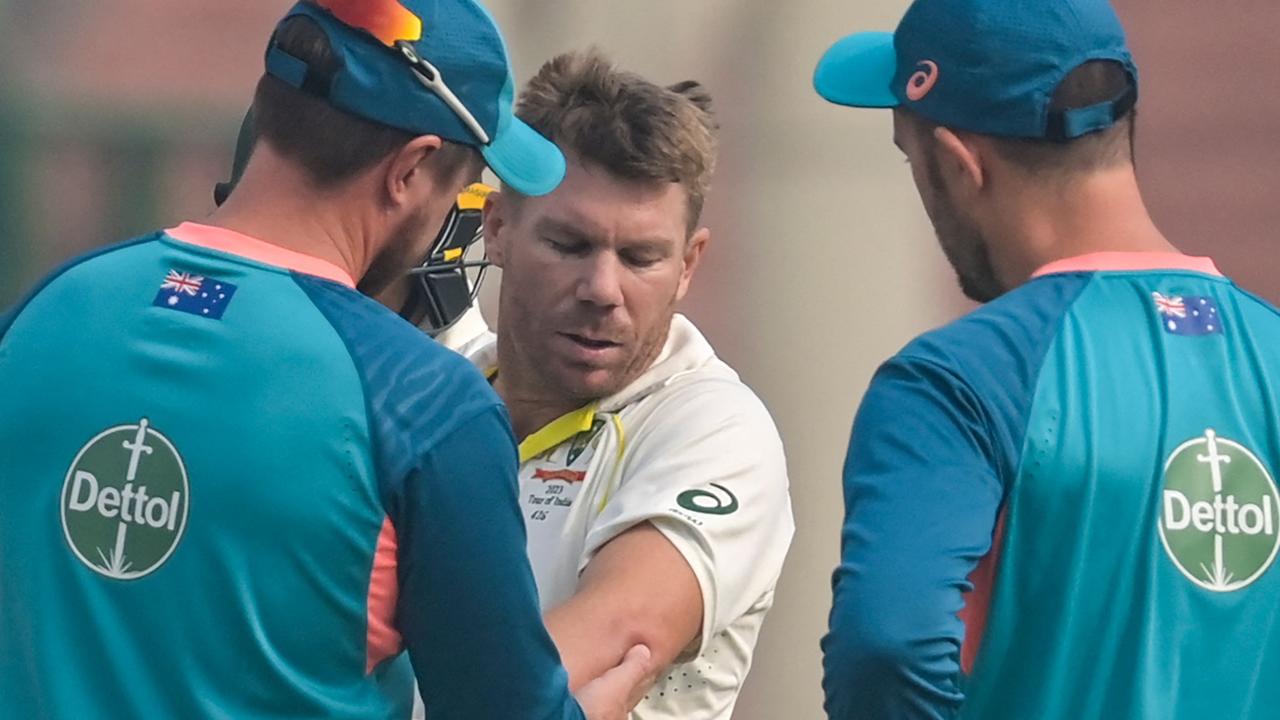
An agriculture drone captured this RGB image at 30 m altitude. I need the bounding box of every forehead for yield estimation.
[523,159,690,241]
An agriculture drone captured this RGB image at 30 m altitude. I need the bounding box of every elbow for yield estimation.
[822,629,907,703]
[822,617,947,720]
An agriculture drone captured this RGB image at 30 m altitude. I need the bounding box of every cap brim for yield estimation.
[814,31,900,108]
[480,116,566,197]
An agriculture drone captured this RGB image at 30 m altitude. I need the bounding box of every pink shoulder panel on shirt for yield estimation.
[166,222,356,288]
[1032,252,1222,279]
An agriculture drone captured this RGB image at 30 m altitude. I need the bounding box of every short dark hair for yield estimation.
[251,16,478,188]
[989,60,1137,175]
[903,60,1137,177]
[512,48,719,233]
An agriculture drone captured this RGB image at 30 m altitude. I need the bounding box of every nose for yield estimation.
[575,252,625,309]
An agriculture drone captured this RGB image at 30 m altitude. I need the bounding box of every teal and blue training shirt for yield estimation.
[823,253,1280,719]
[0,223,581,719]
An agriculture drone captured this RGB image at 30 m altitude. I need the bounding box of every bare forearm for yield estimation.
[545,601,639,692]
[543,524,704,692]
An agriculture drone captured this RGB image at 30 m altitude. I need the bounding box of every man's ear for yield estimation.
[384,135,445,208]
[483,191,510,268]
[675,227,711,302]
[933,126,986,197]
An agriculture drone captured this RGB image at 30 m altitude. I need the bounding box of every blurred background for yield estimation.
[2,1,1277,717]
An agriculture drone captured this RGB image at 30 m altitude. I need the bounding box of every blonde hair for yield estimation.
[514,48,719,232]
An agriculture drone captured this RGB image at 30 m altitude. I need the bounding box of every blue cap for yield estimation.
[265,0,565,196]
[814,0,1139,140]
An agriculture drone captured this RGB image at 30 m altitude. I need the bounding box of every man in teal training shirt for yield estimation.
[0,1,648,718]
[816,0,1280,717]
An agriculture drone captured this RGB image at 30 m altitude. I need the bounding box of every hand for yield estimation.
[574,644,655,720]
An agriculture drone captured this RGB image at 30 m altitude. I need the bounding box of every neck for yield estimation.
[492,335,591,442]
[989,164,1178,286]
[205,146,378,283]
[492,376,588,443]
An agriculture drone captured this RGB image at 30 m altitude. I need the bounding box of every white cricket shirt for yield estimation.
[470,314,794,720]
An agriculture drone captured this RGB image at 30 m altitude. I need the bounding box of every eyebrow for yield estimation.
[535,217,596,245]
[534,216,677,252]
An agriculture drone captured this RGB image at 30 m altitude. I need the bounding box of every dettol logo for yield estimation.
[60,418,189,580]
[1158,429,1279,592]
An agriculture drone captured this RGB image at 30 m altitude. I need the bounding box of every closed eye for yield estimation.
[544,236,590,257]
[620,250,663,269]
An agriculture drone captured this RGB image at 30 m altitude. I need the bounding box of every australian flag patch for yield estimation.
[1152,291,1222,336]
[153,269,237,320]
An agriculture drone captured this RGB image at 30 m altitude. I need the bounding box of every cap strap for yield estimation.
[265,43,337,99]
[1046,84,1138,141]
[266,46,309,90]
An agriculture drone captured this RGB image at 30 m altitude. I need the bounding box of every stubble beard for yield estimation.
[924,152,1005,304]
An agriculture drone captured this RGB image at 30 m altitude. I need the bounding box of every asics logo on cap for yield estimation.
[905,60,939,102]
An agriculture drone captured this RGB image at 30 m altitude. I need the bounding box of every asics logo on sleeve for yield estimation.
[677,483,740,516]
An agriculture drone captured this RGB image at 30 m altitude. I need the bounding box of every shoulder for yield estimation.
[626,358,786,476]
[1231,282,1280,324]
[897,272,1095,383]
[654,356,775,426]
[628,317,780,445]
[3,233,164,335]
[880,272,1097,425]
[291,275,504,450]
[857,273,1096,484]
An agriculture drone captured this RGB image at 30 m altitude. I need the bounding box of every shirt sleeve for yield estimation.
[580,380,795,656]
[397,404,583,720]
[821,355,1005,720]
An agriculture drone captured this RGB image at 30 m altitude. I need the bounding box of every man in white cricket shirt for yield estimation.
[442,49,794,719]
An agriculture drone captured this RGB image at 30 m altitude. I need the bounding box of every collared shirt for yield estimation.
[468,314,795,720]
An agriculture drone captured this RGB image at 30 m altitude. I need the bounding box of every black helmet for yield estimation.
[213,109,491,336]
